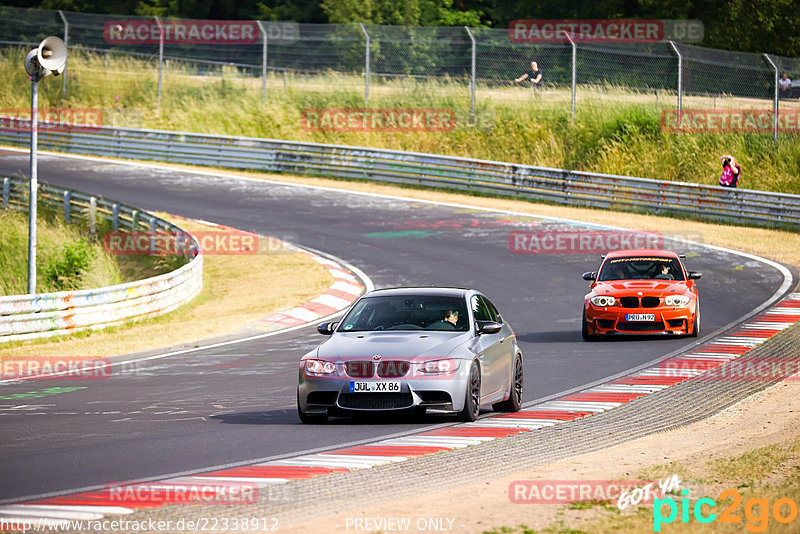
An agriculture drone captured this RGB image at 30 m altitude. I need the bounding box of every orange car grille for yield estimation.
[619,296,661,308]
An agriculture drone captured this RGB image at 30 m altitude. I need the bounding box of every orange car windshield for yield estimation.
[598,257,685,281]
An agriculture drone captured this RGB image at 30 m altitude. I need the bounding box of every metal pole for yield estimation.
[465,27,476,120]
[563,30,576,120]
[669,41,683,123]
[359,23,370,106]
[59,10,68,98]
[257,21,267,103]
[155,16,164,109]
[28,73,39,294]
[764,54,779,141]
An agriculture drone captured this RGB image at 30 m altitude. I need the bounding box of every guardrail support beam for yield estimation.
[112,203,120,231]
[63,190,71,223]
[89,196,97,234]
[2,177,8,209]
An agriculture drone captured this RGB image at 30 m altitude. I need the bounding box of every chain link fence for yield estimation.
[1,5,799,138]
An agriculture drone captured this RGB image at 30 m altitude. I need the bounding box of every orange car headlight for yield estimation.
[664,295,691,307]
[590,296,616,307]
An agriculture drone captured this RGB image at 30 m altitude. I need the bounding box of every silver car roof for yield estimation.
[362,287,473,298]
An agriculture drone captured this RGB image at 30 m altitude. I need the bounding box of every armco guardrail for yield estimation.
[1,121,799,228]
[0,176,203,343]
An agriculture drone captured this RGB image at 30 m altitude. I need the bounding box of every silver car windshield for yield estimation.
[337,295,469,332]
[598,256,685,281]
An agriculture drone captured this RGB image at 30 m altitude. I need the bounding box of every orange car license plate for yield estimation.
[626,313,655,321]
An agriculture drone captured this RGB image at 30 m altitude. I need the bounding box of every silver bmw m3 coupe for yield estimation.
[297,287,524,423]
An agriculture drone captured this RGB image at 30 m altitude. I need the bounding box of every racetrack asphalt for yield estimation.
[0,149,791,503]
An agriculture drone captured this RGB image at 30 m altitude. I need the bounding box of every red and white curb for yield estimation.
[251,242,364,331]
[2,293,798,523]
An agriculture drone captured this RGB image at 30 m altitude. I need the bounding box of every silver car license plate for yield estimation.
[626,313,655,321]
[349,381,401,393]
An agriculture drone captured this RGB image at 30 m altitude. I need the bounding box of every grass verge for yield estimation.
[1,46,799,194]
[0,208,121,295]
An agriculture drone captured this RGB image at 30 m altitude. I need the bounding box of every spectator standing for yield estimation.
[719,154,741,188]
[779,73,792,99]
[514,61,543,90]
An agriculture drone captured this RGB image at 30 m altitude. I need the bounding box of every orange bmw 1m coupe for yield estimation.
[581,249,701,340]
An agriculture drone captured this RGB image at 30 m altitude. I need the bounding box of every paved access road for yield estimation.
[0,150,789,502]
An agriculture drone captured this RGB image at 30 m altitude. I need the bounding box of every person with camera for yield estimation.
[719,154,741,188]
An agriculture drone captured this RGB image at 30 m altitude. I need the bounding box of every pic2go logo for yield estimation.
[654,489,799,532]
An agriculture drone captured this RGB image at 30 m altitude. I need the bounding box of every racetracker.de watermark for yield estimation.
[657,358,800,382]
[509,19,703,43]
[104,20,260,44]
[661,109,800,133]
[103,230,262,256]
[301,108,456,132]
[509,480,656,504]
[0,108,102,133]
[103,481,258,505]
[509,230,663,254]
[1,357,112,380]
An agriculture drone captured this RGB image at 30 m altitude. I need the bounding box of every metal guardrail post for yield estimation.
[563,30,576,120]
[155,16,164,109]
[2,177,8,209]
[59,10,68,98]
[63,190,71,223]
[89,196,97,234]
[112,203,119,231]
[256,21,268,103]
[465,27,476,121]
[764,54,780,142]
[359,23,370,106]
[669,41,683,123]
[132,210,139,230]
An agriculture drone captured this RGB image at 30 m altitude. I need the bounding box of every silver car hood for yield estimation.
[313,331,473,360]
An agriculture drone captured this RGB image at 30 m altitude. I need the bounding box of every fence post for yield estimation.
[669,41,683,123]
[359,23,370,106]
[155,16,164,109]
[764,54,779,142]
[2,177,8,209]
[59,10,68,98]
[257,21,268,102]
[465,27,476,120]
[563,30,576,120]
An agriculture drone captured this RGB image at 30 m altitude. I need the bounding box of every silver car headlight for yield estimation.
[664,295,691,307]
[305,359,337,375]
[590,296,616,307]
[417,358,460,375]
